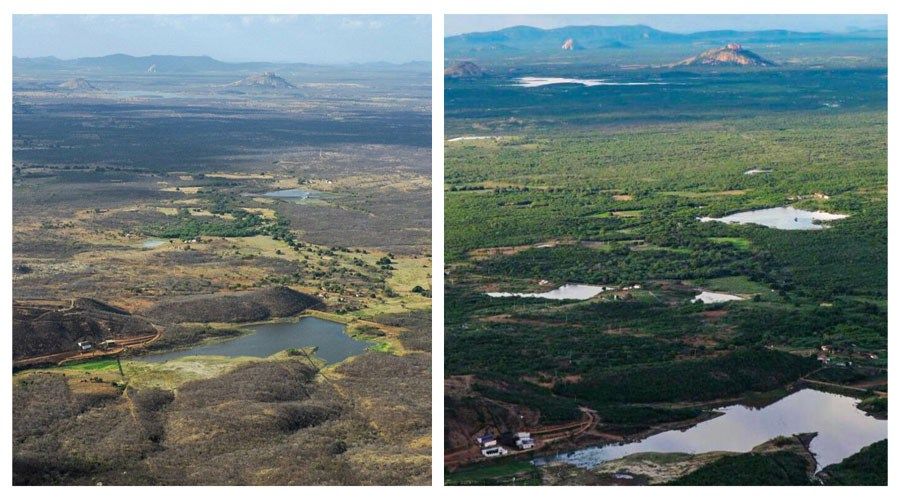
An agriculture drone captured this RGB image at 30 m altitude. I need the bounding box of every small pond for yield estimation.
[141,238,167,249]
[699,207,847,230]
[260,188,315,200]
[693,291,745,304]
[534,389,886,471]
[487,284,613,301]
[136,316,372,364]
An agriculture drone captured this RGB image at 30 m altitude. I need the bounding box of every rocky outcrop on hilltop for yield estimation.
[57,78,96,91]
[444,61,484,78]
[672,43,776,67]
[229,72,296,89]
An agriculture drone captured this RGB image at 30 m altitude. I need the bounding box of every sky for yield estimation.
[13,15,431,64]
[445,14,887,36]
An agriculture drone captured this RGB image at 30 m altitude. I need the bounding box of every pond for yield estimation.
[260,188,315,200]
[693,291,745,304]
[141,238,167,249]
[487,284,613,300]
[699,207,848,230]
[136,316,372,364]
[534,389,886,471]
[447,136,503,142]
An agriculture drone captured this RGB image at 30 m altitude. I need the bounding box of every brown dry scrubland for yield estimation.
[13,307,431,486]
[13,129,431,485]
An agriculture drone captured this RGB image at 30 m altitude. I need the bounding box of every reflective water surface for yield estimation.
[515,77,668,88]
[137,316,371,364]
[487,284,613,300]
[535,389,886,471]
[693,291,745,304]
[699,207,847,230]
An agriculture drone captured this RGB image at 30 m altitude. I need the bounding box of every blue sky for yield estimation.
[13,15,431,64]
[445,14,887,36]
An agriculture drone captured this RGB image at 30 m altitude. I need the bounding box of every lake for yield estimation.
[699,207,848,230]
[534,389,886,471]
[514,77,669,88]
[136,316,372,364]
[487,284,613,300]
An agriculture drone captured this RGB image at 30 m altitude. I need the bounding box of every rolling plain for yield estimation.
[443,25,887,486]
[13,55,432,485]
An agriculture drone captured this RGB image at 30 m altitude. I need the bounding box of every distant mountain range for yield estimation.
[445,24,886,58]
[13,54,430,75]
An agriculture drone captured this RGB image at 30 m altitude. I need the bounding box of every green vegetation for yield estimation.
[474,378,581,424]
[557,349,819,405]
[819,439,887,485]
[60,358,120,371]
[669,451,812,485]
[146,207,266,239]
[857,397,887,419]
[444,47,886,488]
[445,461,542,486]
[594,405,702,433]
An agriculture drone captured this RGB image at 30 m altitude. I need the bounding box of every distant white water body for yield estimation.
[693,291,745,304]
[486,284,613,300]
[699,207,848,230]
[447,136,503,142]
[514,77,668,88]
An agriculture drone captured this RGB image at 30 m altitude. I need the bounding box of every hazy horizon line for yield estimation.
[13,52,432,66]
[445,22,888,38]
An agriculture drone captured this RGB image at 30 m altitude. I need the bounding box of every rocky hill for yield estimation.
[671,43,777,67]
[228,72,296,89]
[444,61,484,78]
[57,78,96,91]
[143,286,322,324]
[13,298,156,359]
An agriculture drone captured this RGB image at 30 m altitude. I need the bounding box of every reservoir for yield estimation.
[515,77,668,88]
[137,316,372,364]
[487,284,613,300]
[534,389,886,471]
[699,207,847,230]
[261,188,313,200]
[693,291,745,304]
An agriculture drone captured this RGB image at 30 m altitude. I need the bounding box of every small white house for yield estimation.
[474,434,497,448]
[77,341,94,351]
[481,446,509,458]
